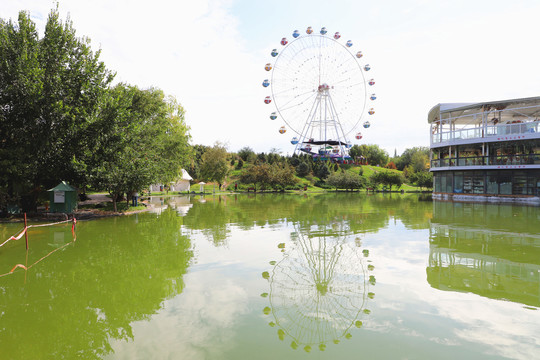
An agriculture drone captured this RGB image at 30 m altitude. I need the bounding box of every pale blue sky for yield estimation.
[4,0,540,155]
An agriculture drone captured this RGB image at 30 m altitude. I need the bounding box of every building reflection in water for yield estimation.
[147,195,193,216]
[427,201,540,307]
[261,220,376,352]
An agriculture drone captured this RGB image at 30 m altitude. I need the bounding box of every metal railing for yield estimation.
[431,154,540,168]
[432,122,540,144]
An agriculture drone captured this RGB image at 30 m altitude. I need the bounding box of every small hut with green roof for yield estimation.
[48,181,78,213]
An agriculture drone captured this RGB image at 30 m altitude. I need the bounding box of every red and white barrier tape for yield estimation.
[27,219,72,228]
[0,227,27,248]
[0,218,76,248]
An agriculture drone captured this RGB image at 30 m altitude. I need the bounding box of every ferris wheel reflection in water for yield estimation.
[261,221,376,352]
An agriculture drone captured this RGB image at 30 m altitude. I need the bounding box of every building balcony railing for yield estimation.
[431,154,540,168]
[432,122,540,145]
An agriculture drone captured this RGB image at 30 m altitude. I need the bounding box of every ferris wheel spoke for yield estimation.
[272,87,307,98]
[346,82,368,88]
[275,92,317,113]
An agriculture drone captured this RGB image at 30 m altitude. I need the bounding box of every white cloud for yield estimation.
[105,271,250,360]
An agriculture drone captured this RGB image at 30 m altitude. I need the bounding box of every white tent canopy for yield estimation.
[150,169,193,192]
[181,169,193,181]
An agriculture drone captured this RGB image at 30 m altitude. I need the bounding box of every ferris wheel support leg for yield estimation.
[328,92,351,159]
[295,92,322,156]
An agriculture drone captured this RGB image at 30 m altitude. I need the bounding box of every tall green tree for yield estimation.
[239,163,269,191]
[0,9,114,210]
[314,162,331,181]
[187,144,210,180]
[409,171,433,190]
[296,161,311,177]
[395,146,430,171]
[237,146,255,163]
[84,85,191,211]
[200,142,229,191]
[268,162,298,190]
[349,144,389,167]
[370,170,404,191]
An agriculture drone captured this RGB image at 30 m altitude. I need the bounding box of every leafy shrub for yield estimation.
[326,170,366,191]
[235,158,244,170]
[296,161,311,177]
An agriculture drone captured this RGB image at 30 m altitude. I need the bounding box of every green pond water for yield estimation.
[1,193,539,359]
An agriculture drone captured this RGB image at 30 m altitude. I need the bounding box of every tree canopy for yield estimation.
[349,144,389,167]
[83,85,191,210]
[370,170,404,191]
[0,9,191,211]
[326,170,366,191]
[200,142,229,190]
[395,146,430,171]
[0,9,114,209]
[239,162,297,191]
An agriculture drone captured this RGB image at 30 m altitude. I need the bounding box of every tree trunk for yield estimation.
[112,193,118,212]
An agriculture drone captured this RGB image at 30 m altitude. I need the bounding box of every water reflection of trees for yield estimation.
[428,201,540,307]
[181,193,434,245]
[261,220,376,352]
[0,209,192,359]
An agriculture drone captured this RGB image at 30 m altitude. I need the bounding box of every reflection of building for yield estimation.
[147,196,168,215]
[427,201,540,307]
[263,222,375,352]
[167,196,193,216]
[428,97,540,204]
[147,196,193,216]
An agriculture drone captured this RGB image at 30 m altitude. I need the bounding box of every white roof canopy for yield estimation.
[428,96,540,124]
[181,169,193,181]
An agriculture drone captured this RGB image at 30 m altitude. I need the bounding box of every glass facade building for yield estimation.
[428,97,540,203]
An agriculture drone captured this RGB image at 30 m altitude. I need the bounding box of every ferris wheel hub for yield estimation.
[318,83,331,92]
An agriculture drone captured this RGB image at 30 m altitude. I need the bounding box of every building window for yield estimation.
[463,173,473,194]
[440,172,447,192]
[499,172,512,195]
[446,173,453,193]
[486,171,498,194]
[454,171,463,193]
[434,173,441,192]
[530,171,540,195]
[513,172,527,195]
[473,172,485,194]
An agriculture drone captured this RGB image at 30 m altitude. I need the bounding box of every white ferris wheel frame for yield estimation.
[268,32,371,158]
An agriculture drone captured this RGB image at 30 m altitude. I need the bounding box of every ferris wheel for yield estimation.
[263,26,376,159]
